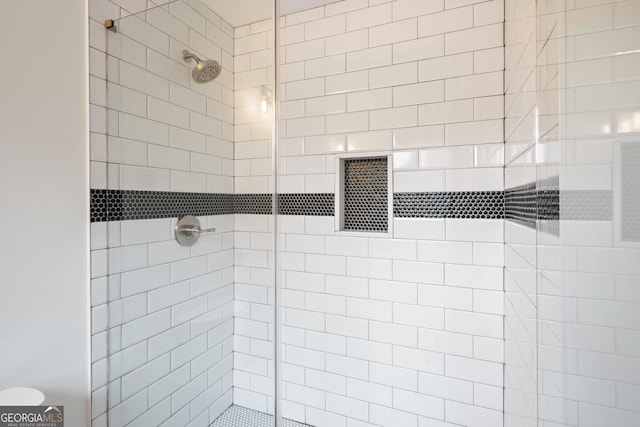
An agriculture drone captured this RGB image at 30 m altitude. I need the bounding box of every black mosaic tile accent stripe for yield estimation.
[505,179,560,230]
[505,183,537,227]
[505,174,617,232]
[562,191,612,221]
[278,193,334,216]
[90,189,233,222]
[234,193,272,215]
[448,192,504,219]
[92,176,616,228]
[394,193,448,218]
[90,190,338,221]
[538,176,560,223]
[505,176,560,233]
[92,189,508,222]
[394,192,504,219]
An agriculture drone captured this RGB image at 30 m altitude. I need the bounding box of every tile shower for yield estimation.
[87,0,640,427]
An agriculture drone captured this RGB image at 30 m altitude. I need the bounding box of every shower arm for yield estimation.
[182,50,202,64]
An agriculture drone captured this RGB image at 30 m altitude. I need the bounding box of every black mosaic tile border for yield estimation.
[394,192,504,219]
[505,176,561,233]
[91,189,510,222]
[92,177,614,234]
[90,189,234,222]
[278,193,334,216]
[505,182,537,227]
[90,190,338,221]
[234,194,272,215]
[538,176,560,224]
[505,175,615,233]
[562,191,612,221]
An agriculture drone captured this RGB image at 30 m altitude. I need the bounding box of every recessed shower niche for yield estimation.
[335,155,393,235]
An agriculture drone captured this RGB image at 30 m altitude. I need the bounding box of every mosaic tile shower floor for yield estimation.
[211,405,313,427]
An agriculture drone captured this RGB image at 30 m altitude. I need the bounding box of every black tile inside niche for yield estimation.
[621,143,640,241]
[343,157,388,232]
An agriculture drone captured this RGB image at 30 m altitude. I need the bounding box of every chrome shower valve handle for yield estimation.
[175,215,216,246]
[179,226,217,234]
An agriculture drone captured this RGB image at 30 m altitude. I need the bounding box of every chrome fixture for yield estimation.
[175,215,216,246]
[182,50,221,84]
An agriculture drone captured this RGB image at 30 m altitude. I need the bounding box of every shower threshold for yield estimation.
[211,405,313,427]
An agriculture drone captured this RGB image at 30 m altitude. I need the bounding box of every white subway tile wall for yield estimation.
[234,13,274,195]
[503,0,537,424]
[92,216,236,427]
[232,11,277,415]
[89,1,237,426]
[89,0,511,426]
[277,2,505,425]
[280,0,505,194]
[547,0,640,422]
[87,1,640,426]
[505,0,640,426]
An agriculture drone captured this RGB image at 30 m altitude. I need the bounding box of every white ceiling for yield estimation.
[200,0,342,28]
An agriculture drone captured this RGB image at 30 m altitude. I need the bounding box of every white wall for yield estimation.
[538,1,640,425]
[235,1,507,426]
[0,0,90,426]
[232,18,277,414]
[503,0,537,425]
[505,0,640,426]
[87,1,237,426]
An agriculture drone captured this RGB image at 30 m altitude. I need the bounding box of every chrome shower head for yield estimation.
[182,50,221,84]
